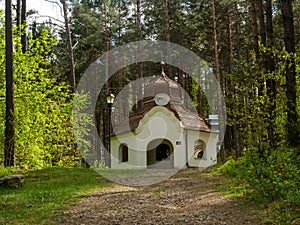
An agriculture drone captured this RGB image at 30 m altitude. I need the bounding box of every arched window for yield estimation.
[194,139,206,160]
[119,144,128,162]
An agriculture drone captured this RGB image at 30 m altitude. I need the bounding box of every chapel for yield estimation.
[110,63,219,169]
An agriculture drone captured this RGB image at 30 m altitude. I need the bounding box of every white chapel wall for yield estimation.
[111,106,218,169]
[187,130,218,168]
[111,106,186,168]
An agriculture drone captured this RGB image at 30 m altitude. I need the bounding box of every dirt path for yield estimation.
[59,169,262,225]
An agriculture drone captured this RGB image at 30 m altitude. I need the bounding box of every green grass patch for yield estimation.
[262,201,300,225]
[95,168,147,175]
[153,188,162,195]
[0,167,114,225]
[0,165,24,178]
[212,173,249,197]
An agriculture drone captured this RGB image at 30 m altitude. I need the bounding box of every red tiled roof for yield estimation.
[144,71,183,102]
[112,70,210,135]
[168,104,210,132]
[113,101,210,135]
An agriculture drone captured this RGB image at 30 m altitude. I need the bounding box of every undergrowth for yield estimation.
[0,165,24,178]
[218,146,300,224]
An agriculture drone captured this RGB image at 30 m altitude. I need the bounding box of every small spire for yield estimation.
[160,61,165,73]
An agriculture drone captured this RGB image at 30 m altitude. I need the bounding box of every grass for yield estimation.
[2,165,298,224]
[0,167,114,225]
[153,188,162,195]
[214,163,300,225]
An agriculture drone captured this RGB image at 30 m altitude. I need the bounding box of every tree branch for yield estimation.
[28,14,64,25]
[44,0,64,17]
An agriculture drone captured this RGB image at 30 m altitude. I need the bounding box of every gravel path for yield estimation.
[59,168,262,225]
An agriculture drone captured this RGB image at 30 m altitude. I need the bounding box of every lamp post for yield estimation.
[106,93,115,168]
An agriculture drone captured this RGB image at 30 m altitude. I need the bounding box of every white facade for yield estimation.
[111,106,219,169]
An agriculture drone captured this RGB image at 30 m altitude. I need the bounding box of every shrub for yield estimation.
[0,165,23,178]
[218,157,247,179]
[0,14,90,169]
[219,147,300,204]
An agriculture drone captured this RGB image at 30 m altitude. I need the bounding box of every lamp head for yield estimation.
[106,93,115,104]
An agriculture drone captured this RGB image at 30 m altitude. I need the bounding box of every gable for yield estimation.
[135,106,182,135]
[113,102,210,136]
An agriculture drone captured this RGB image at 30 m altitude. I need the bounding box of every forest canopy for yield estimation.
[0,0,299,168]
[0,1,299,222]
[0,12,82,168]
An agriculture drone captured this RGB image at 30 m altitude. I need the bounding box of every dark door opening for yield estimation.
[147,139,174,168]
[156,144,170,161]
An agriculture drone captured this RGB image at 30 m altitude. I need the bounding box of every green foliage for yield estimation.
[225,46,300,149]
[0,167,113,224]
[218,157,247,180]
[0,14,88,169]
[0,165,23,178]
[219,147,300,204]
[220,147,300,224]
[72,93,93,160]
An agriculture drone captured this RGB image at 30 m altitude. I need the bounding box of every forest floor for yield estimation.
[58,168,263,225]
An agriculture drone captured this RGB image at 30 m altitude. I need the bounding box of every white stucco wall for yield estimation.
[111,106,218,169]
[186,130,219,168]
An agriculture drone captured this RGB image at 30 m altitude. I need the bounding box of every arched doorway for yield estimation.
[147,139,174,168]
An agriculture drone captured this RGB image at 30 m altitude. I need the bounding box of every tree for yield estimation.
[15,0,27,52]
[16,0,21,27]
[249,0,259,58]
[136,0,143,111]
[103,0,110,167]
[0,20,85,168]
[281,0,299,147]
[61,0,76,93]
[4,0,15,167]
[21,0,27,52]
[45,0,300,162]
[164,0,172,77]
[257,0,266,46]
[212,0,225,162]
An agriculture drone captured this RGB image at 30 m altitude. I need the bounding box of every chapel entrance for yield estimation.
[147,139,174,168]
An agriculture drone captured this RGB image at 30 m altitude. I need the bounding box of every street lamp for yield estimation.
[106,93,115,168]
[106,93,115,109]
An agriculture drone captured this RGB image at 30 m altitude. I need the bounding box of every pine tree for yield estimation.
[4,0,15,167]
[281,0,299,147]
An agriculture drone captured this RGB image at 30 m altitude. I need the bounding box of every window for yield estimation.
[119,144,128,162]
[194,139,206,160]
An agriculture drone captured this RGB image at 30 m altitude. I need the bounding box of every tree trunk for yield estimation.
[298,18,300,36]
[61,0,76,93]
[16,0,21,28]
[234,3,241,59]
[257,0,266,45]
[103,1,111,167]
[5,0,16,167]
[136,0,143,111]
[164,0,172,77]
[257,0,266,95]
[281,0,299,147]
[265,0,276,147]
[249,0,259,58]
[226,6,241,158]
[212,0,224,162]
[21,0,27,53]
[104,0,109,96]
